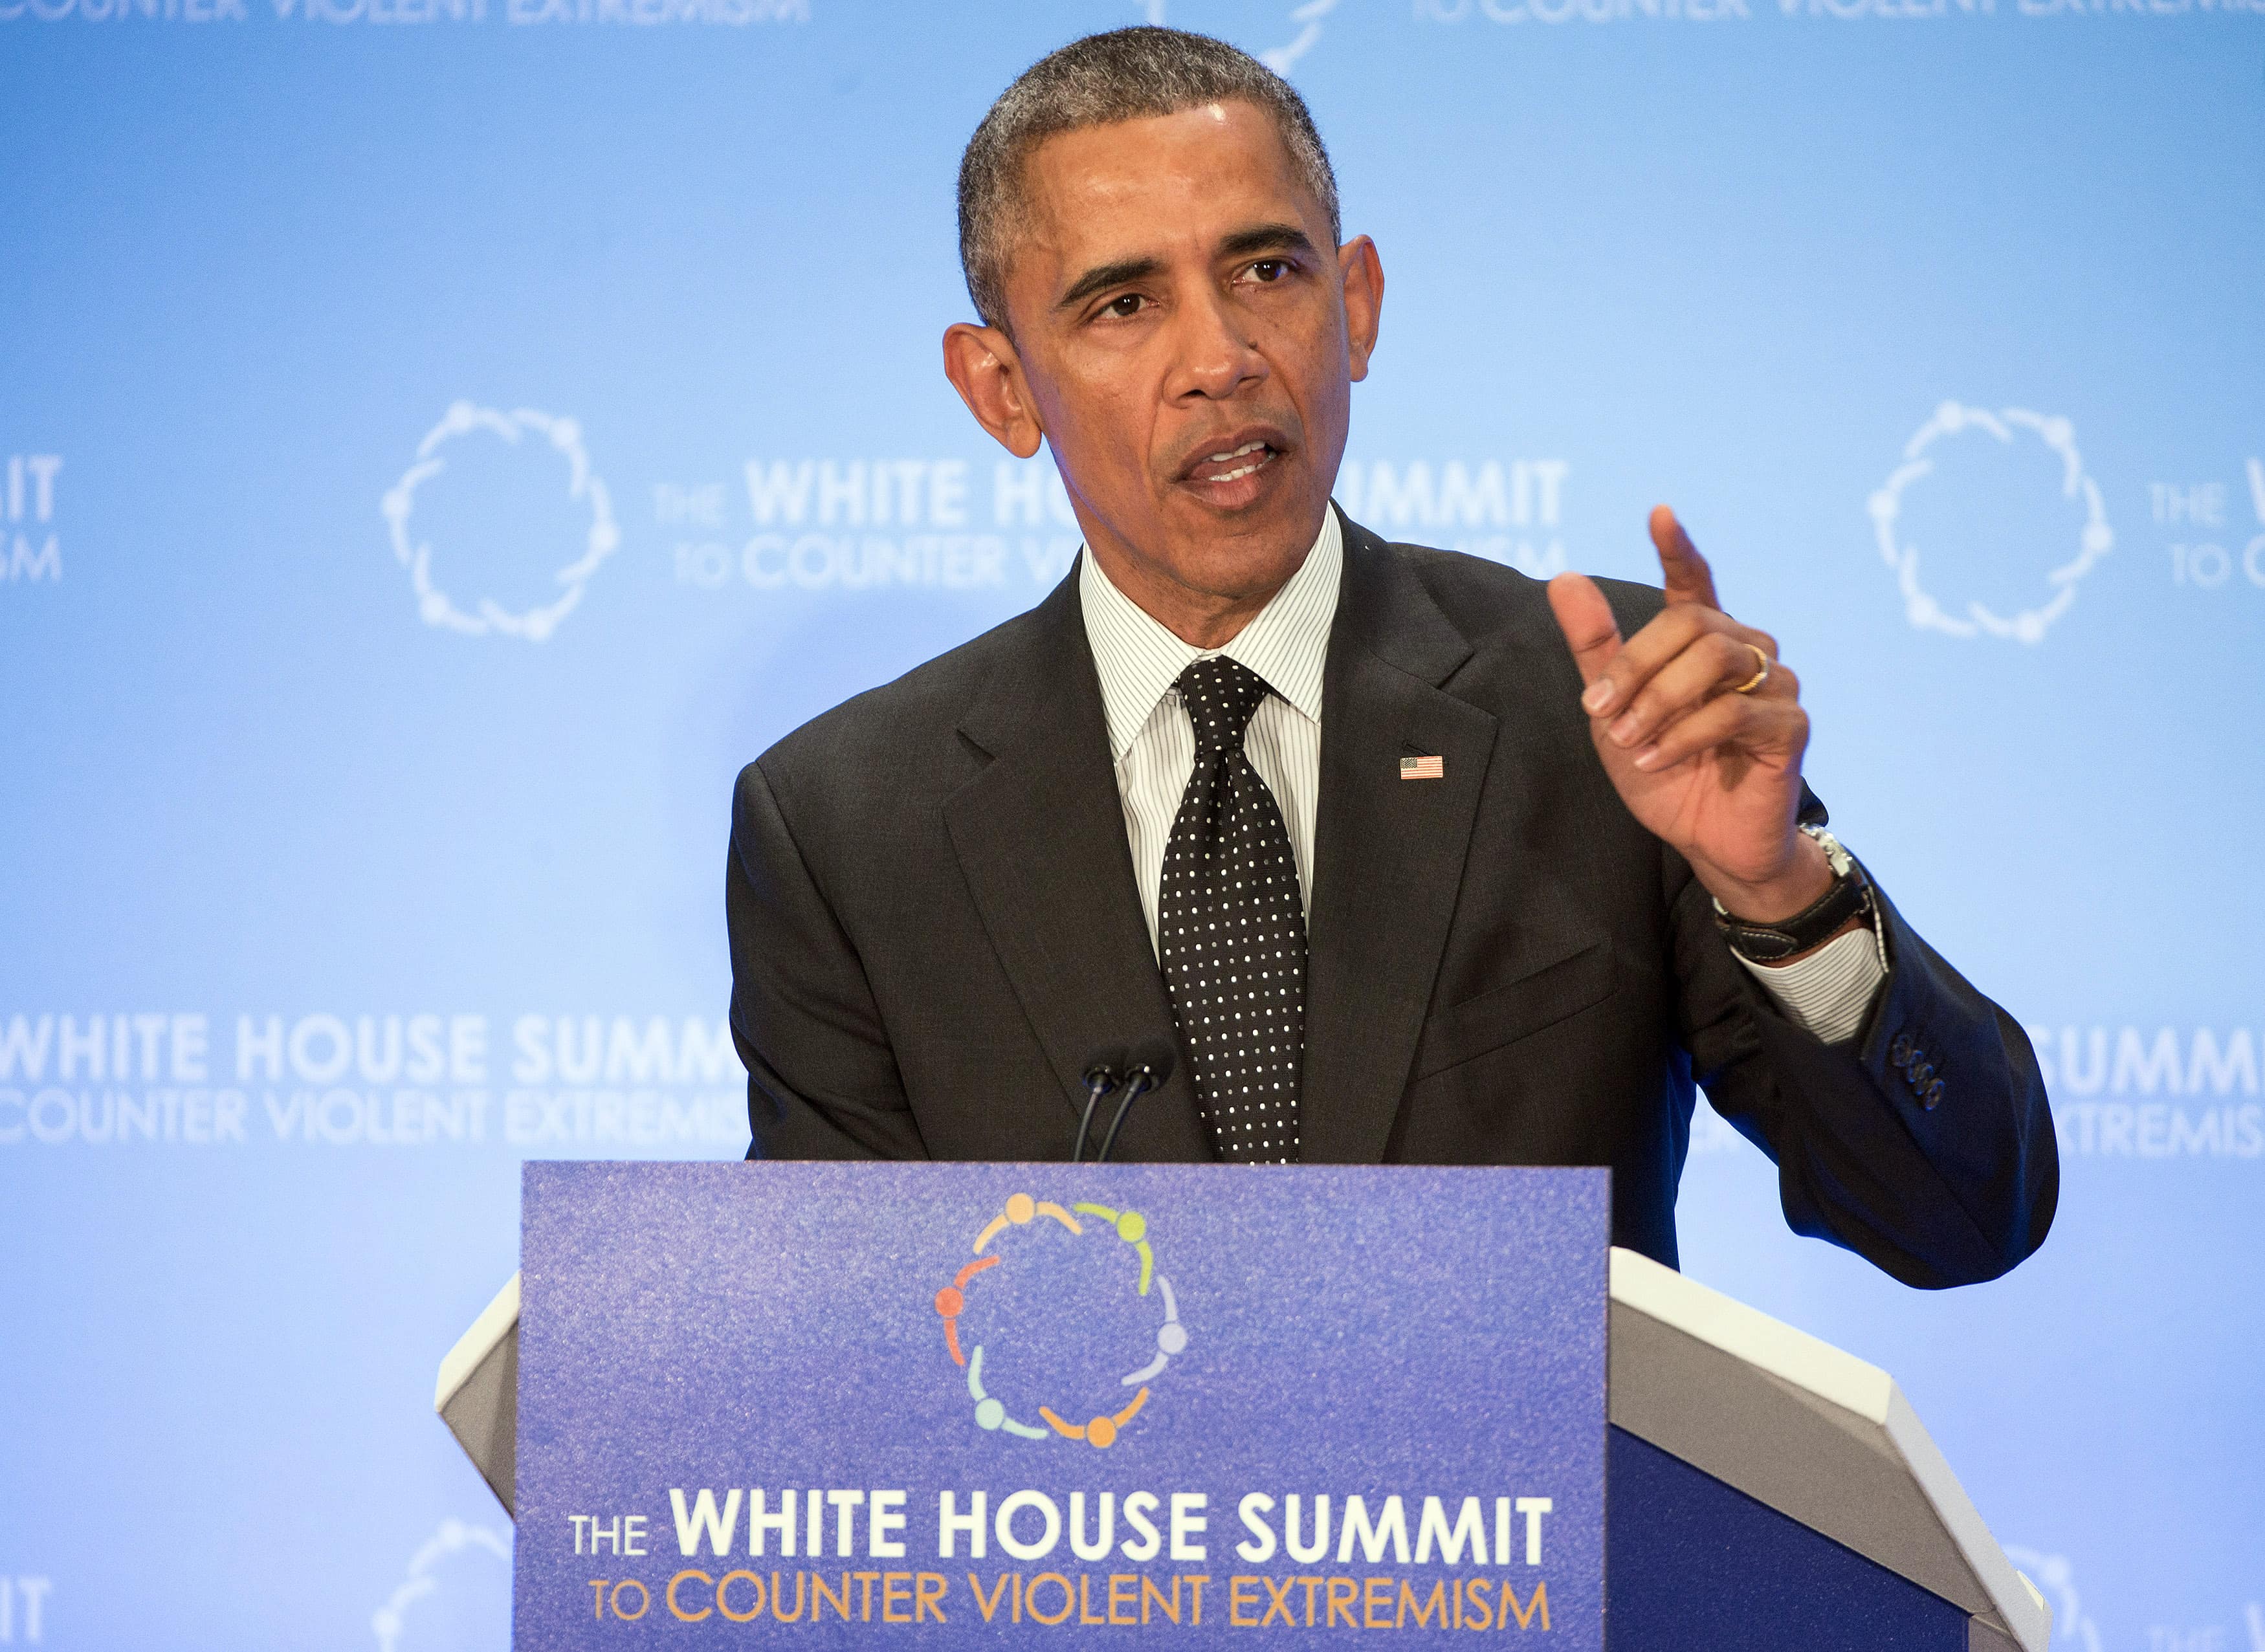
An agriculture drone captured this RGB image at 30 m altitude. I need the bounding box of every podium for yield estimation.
[1600,1250,2046,1649]
[440,1165,2048,1649]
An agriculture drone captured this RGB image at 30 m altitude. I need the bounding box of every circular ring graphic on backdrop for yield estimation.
[933,1193,1188,1448]
[381,401,619,643]
[1868,401,2113,645]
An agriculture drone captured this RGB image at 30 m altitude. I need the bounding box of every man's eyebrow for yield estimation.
[1217,222,1319,261]
[1057,256,1166,313]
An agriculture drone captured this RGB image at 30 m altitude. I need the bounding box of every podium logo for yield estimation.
[1868,402,2114,644]
[932,1192,1189,1450]
[381,402,619,641]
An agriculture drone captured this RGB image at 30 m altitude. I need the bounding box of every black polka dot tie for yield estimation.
[1158,656,1305,1164]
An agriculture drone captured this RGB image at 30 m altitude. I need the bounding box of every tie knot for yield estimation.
[1175,655,1273,758]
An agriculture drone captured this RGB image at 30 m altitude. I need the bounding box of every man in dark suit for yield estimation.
[726,27,2057,1288]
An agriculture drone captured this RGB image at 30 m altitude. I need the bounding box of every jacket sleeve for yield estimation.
[725,758,931,1162]
[1671,838,2059,1287]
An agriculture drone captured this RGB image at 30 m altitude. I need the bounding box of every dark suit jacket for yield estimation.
[726,509,2057,1288]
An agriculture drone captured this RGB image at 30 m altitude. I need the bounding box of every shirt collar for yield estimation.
[1079,507,1343,762]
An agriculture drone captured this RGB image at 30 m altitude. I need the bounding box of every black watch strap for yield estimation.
[1715,858,1873,965]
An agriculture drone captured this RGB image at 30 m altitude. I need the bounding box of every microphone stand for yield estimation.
[1096,1045,1177,1164]
[1072,1061,1123,1164]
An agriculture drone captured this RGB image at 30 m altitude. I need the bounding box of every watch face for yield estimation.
[1803,826,1853,879]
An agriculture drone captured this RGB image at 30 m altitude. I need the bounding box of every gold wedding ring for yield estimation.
[1731,643,1771,696]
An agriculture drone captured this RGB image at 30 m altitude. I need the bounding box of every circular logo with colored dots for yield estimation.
[933,1192,1188,1449]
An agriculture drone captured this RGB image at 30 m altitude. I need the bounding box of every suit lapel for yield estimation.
[1302,512,1498,1163]
[943,569,1215,1162]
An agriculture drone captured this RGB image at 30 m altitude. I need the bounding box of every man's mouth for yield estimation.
[1186,439,1277,487]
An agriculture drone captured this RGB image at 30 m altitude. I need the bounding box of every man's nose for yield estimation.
[1166,288,1267,401]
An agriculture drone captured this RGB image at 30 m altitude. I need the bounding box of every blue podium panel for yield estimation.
[514,1162,1608,1646]
[1606,1428,1969,1651]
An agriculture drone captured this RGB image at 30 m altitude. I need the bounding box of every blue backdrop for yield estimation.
[2,3,2260,1647]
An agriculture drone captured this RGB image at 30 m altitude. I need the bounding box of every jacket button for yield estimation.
[1923,1079,1944,1111]
[1910,1061,1934,1090]
[1890,1033,1914,1067]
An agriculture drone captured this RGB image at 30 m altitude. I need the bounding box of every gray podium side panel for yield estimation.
[439,1328,517,1517]
[1608,1299,1992,1617]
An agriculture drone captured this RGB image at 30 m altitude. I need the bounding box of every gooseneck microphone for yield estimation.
[1096,1041,1177,1165]
[1072,1050,1127,1164]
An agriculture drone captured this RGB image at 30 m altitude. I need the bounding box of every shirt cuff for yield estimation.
[1737,923,1886,1046]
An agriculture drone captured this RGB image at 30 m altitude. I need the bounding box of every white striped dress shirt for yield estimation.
[1077,512,1884,1046]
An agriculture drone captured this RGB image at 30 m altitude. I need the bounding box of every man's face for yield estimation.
[971,100,1378,630]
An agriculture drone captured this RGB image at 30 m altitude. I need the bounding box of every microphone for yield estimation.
[1072,1049,1127,1164]
[1096,1041,1177,1165]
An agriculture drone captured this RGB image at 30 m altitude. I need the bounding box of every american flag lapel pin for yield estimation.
[1400,754,1445,780]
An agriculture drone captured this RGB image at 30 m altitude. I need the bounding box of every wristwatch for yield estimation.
[1713,826,1874,964]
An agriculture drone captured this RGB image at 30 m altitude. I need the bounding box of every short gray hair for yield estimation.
[957,27,1342,332]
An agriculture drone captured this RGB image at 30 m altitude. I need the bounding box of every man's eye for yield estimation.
[1247,259,1291,282]
[1103,294,1146,318]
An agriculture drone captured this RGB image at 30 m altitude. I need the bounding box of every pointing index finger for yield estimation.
[1650,504,1720,611]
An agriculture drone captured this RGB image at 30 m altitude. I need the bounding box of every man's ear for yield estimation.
[943,322,1045,458]
[1338,235,1384,384]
